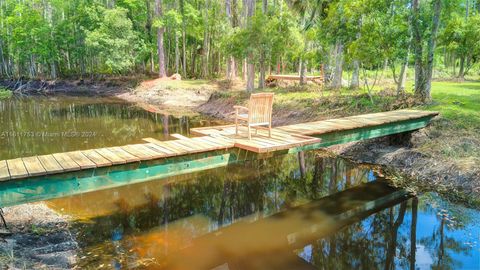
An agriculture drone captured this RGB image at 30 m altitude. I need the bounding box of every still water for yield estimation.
[0,95,220,159]
[1,96,479,269]
[45,153,480,270]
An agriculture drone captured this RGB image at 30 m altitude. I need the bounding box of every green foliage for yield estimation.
[223,3,302,65]
[0,88,12,99]
[441,13,480,73]
[85,7,145,74]
[0,0,479,82]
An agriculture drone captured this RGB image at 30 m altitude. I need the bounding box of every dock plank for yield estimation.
[53,153,81,172]
[66,151,96,169]
[22,156,46,176]
[0,160,10,181]
[96,148,127,164]
[108,147,141,163]
[121,144,159,160]
[165,141,195,153]
[155,141,188,155]
[38,155,64,174]
[144,143,177,157]
[170,133,190,140]
[7,158,29,179]
[82,149,112,167]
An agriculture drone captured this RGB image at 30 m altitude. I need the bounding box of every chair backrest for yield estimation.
[248,93,274,124]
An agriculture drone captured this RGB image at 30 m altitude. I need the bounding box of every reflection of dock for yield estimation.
[161,181,410,270]
[0,109,437,207]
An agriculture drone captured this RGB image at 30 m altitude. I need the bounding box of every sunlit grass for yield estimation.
[0,87,12,99]
[422,81,480,129]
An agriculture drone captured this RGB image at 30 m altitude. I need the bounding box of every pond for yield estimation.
[1,96,479,269]
[44,153,480,270]
[0,95,220,160]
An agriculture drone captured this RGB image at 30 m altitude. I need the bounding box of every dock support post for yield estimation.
[0,208,7,229]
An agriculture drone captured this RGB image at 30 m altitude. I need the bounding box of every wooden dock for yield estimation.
[266,75,323,85]
[0,109,437,182]
[0,109,438,207]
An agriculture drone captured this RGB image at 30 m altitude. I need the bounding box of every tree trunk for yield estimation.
[247,55,255,91]
[155,0,167,78]
[332,40,344,89]
[397,61,408,95]
[258,53,265,89]
[202,0,210,78]
[350,60,360,89]
[226,0,237,80]
[258,0,267,88]
[180,0,187,77]
[299,58,307,85]
[175,32,180,74]
[424,0,442,101]
[245,0,255,91]
[145,0,154,74]
[412,0,426,100]
[458,56,465,80]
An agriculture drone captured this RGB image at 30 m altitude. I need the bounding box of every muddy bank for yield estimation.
[197,92,321,126]
[197,94,480,201]
[331,131,480,201]
[0,203,77,269]
[1,78,217,115]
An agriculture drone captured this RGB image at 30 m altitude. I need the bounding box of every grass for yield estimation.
[0,87,12,99]
[422,81,480,129]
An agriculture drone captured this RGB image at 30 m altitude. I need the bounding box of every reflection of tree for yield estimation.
[410,197,418,270]
[418,211,471,270]
[385,202,407,270]
[66,153,386,268]
[300,201,410,269]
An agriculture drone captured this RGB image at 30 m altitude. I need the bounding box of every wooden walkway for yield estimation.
[0,109,438,182]
[266,75,324,84]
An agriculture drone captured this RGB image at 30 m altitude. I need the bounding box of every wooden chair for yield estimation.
[234,93,274,140]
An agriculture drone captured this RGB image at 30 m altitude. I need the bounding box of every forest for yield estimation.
[0,0,479,102]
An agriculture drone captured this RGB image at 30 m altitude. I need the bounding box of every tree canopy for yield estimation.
[0,0,479,100]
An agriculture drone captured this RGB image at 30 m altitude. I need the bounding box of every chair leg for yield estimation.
[235,117,238,135]
[268,125,272,138]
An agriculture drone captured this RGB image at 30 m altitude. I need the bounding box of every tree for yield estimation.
[246,0,255,92]
[154,0,167,77]
[86,8,143,74]
[411,0,442,102]
[441,13,480,80]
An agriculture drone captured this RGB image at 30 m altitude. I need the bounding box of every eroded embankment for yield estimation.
[0,203,78,269]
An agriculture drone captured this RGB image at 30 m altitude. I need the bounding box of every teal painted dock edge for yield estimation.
[0,115,435,207]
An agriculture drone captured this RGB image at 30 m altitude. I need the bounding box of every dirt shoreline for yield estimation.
[0,203,78,269]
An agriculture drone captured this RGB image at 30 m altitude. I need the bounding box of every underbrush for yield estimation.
[0,87,12,99]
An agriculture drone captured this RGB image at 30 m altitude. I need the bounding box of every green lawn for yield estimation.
[423,81,480,130]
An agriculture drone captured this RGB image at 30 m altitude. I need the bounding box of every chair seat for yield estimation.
[237,114,248,120]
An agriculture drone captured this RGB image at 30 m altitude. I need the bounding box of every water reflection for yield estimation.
[0,96,221,159]
[44,153,480,269]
